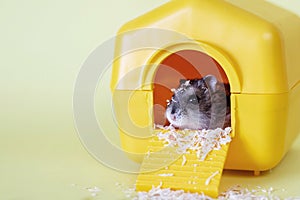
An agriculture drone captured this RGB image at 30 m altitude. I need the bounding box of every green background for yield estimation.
[1,0,300,199]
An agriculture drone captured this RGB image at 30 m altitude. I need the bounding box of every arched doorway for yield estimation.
[153,49,230,127]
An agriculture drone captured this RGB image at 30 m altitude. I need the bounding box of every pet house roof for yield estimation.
[111,0,300,94]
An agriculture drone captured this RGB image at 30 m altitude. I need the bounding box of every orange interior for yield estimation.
[153,50,229,125]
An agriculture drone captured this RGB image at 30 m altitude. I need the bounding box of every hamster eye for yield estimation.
[201,86,208,93]
[188,95,199,105]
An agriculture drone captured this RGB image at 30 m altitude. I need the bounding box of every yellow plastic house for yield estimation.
[110,0,300,195]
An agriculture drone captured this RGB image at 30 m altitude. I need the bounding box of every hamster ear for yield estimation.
[189,79,201,87]
[203,75,218,92]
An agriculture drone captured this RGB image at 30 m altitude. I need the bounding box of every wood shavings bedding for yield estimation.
[127,126,299,199]
[131,185,300,200]
[133,184,210,200]
[155,125,232,161]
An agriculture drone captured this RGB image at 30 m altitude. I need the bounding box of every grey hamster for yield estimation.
[166,75,231,130]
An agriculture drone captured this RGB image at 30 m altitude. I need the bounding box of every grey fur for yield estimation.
[166,75,231,130]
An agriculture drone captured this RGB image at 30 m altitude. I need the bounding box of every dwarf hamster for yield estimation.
[166,75,231,130]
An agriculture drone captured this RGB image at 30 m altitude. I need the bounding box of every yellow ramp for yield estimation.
[135,130,231,198]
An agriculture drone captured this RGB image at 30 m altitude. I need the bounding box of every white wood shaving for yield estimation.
[181,155,187,166]
[166,99,170,106]
[218,185,295,200]
[124,187,136,198]
[86,186,101,197]
[205,171,220,185]
[155,125,232,161]
[158,173,174,177]
[71,184,102,197]
[183,80,190,86]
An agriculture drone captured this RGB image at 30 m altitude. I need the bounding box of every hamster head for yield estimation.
[166,75,230,130]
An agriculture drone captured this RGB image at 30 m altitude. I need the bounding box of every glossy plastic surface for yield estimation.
[111,0,300,172]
